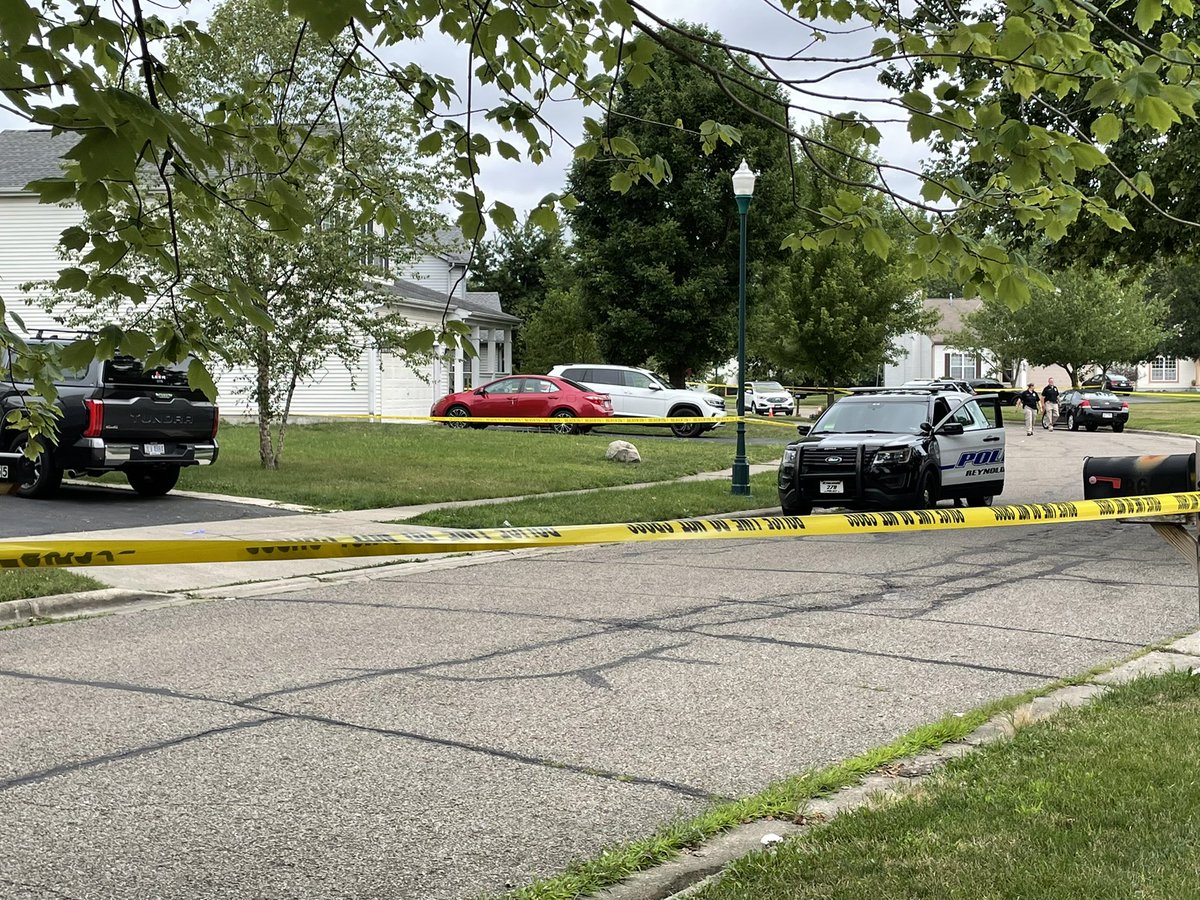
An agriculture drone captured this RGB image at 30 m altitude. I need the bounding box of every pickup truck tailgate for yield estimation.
[97,389,217,442]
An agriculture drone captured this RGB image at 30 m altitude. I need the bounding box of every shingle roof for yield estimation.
[381,278,519,323]
[926,296,982,342]
[0,129,75,192]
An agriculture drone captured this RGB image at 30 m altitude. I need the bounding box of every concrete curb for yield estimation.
[596,636,1200,900]
[0,588,186,627]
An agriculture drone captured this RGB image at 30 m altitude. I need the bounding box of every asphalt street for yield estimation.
[0,482,301,538]
[1,428,1199,899]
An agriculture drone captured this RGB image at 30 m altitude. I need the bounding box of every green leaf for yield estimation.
[496,140,521,161]
[528,205,559,231]
[902,90,933,113]
[1068,142,1108,169]
[1091,113,1121,144]
[489,8,521,36]
[187,359,218,402]
[1134,0,1163,32]
[417,132,443,155]
[862,227,891,260]
[489,201,518,231]
[55,268,89,291]
[609,171,634,193]
[60,339,97,372]
[834,190,863,213]
[28,178,77,204]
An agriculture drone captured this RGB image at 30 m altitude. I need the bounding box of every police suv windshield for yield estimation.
[810,398,929,435]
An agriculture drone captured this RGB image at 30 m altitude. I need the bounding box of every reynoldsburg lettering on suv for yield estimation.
[547,364,725,438]
[777,388,1005,515]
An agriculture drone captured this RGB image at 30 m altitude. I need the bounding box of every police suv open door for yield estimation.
[932,395,1006,501]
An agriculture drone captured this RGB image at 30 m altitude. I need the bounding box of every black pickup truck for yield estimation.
[1,341,219,499]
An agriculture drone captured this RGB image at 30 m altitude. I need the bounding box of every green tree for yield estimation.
[753,124,931,404]
[943,301,1027,384]
[5,0,1200,445]
[1020,268,1165,386]
[468,220,571,370]
[44,0,457,468]
[567,23,803,386]
[517,285,603,373]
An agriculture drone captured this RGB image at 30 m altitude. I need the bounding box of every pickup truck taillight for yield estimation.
[211,406,220,439]
[83,399,104,437]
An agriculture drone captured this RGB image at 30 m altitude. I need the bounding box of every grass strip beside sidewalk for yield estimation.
[405,471,781,529]
[496,682,1072,900]
[693,670,1200,899]
[0,568,104,604]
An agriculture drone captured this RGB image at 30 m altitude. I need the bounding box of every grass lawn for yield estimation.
[406,470,781,528]
[175,422,788,510]
[692,671,1200,900]
[0,568,105,604]
[1127,399,1200,434]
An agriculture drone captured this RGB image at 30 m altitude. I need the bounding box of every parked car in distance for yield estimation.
[1058,389,1129,432]
[745,380,795,416]
[548,364,726,438]
[901,378,977,394]
[431,375,612,434]
[968,378,1009,393]
[1082,372,1133,393]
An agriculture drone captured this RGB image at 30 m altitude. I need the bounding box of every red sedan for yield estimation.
[431,375,614,434]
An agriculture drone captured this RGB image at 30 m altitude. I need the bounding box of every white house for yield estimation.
[884,296,1020,386]
[0,129,518,420]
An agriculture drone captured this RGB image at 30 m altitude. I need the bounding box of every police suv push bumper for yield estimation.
[0,451,32,485]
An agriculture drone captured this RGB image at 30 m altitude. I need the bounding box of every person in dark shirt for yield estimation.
[1016,383,1040,436]
[1041,378,1061,431]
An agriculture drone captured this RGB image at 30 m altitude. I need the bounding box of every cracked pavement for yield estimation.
[2,429,1199,898]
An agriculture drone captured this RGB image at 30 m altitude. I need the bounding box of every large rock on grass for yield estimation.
[605,440,641,463]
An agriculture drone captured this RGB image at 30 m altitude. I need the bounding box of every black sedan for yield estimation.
[1082,372,1133,393]
[1058,389,1129,432]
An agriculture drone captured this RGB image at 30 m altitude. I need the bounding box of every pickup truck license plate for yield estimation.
[819,480,843,494]
[1102,412,1113,418]
[144,443,166,456]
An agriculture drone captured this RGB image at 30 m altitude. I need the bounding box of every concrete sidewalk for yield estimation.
[31,463,784,595]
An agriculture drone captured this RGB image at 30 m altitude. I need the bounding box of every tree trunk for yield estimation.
[256,331,278,470]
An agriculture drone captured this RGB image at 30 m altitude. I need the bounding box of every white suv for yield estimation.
[548,364,727,438]
[745,380,796,416]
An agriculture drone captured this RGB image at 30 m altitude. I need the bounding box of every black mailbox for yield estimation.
[1083,454,1196,500]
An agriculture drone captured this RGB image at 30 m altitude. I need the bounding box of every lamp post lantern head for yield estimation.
[732,159,757,198]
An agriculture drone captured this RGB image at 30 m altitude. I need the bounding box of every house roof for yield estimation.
[381,278,519,324]
[418,228,473,265]
[0,129,74,192]
[926,296,982,343]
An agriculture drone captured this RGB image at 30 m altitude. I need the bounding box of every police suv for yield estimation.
[777,386,1005,516]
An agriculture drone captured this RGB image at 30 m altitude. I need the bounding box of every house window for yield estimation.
[1151,356,1177,381]
[944,352,978,380]
[359,221,389,274]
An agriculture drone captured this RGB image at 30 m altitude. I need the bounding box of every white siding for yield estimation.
[0,196,84,334]
[0,197,515,421]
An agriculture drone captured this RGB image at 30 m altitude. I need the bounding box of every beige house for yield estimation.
[0,129,517,420]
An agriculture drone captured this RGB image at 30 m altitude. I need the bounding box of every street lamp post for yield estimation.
[731,159,756,496]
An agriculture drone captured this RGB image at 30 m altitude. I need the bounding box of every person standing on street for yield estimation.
[1016,383,1040,436]
[1041,377,1061,431]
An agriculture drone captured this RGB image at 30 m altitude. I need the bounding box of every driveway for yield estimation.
[1,428,1197,899]
[0,482,301,538]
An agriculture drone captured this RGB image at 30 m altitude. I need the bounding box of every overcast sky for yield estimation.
[0,0,922,215]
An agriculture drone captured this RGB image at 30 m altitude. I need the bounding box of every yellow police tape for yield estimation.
[2,492,1196,570]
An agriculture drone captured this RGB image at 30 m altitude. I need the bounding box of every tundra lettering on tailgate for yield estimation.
[130,412,194,425]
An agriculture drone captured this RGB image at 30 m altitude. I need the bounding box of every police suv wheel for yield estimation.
[8,435,62,499]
